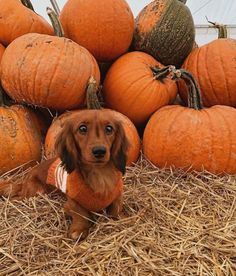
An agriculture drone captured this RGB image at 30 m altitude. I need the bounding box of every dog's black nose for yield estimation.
[92,146,106,158]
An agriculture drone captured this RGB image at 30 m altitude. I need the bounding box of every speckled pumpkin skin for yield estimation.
[0,0,53,46]
[0,105,42,175]
[0,33,100,110]
[133,0,195,67]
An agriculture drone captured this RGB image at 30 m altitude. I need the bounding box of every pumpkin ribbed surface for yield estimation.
[0,0,53,46]
[179,39,236,107]
[0,105,42,175]
[103,51,177,125]
[1,33,100,110]
[133,0,195,67]
[143,105,236,175]
[59,0,134,62]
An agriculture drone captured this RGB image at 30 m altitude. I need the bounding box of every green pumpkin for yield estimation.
[133,0,195,67]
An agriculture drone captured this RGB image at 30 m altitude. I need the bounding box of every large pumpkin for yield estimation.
[179,25,236,107]
[132,0,195,67]
[0,0,53,46]
[143,68,236,175]
[102,51,177,125]
[0,9,100,110]
[45,78,141,165]
[0,100,43,175]
[59,0,134,62]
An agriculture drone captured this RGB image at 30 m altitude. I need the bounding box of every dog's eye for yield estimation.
[78,125,87,134]
[105,125,113,135]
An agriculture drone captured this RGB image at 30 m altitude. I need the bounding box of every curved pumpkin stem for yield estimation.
[169,66,203,110]
[218,25,227,38]
[21,0,35,11]
[206,17,228,38]
[151,65,173,82]
[50,0,61,16]
[86,77,102,110]
[47,7,64,37]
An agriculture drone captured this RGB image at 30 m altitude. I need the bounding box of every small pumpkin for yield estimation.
[179,24,236,107]
[59,0,134,62]
[45,78,141,165]
[102,51,177,125]
[132,0,195,67]
[143,67,236,175]
[0,89,42,175]
[0,0,53,46]
[0,8,100,111]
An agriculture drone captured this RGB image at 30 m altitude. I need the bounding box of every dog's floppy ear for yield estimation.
[55,121,80,173]
[111,123,129,174]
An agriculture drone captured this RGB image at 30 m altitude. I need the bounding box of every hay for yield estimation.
[0,155,236,275]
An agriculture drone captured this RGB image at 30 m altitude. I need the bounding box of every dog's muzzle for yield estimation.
[92,146,107,159]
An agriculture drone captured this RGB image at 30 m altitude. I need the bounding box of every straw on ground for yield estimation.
[0,155,236,275]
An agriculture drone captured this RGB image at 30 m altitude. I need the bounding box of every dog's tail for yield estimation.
[0,180,22,198]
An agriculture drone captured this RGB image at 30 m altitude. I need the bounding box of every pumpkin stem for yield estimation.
[218,25,227,38]
[206,17,228,38]
[21,0,35,11]
[151,65,172,82]
[50,0,61,16]
[47,7,64,37]
[86,77,102,110]
[169,66,203,110]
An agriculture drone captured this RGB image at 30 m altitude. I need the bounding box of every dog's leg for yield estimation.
[1,159,56,199]
[106,194,123,218]
[64,197,92,240]
[19,175,51,199]
[18,159,56,199]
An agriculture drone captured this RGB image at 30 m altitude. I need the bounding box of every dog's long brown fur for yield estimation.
[0,110,129,240]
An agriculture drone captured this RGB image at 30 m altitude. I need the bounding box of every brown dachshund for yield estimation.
[0,110,129,240]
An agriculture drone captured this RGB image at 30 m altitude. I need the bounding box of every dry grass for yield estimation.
[0,155,236,275]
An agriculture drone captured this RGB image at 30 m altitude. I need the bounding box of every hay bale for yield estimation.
[0,156,236,275]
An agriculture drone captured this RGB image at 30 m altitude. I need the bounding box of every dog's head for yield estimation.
[55,110,129,174]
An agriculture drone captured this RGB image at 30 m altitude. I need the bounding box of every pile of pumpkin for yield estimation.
[0,0,236,176]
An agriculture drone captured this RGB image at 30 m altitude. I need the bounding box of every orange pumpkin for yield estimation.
[59,0,134,62]
[179,25,236,107]
[102,51,177,125]
[132,0,195,67]
[0,8,100,110]
[143,68,236,175]
[0,0,53,46]
[0,96,43,175]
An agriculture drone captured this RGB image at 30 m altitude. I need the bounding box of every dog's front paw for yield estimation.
[69,227,89,240]
[106,203,123,219]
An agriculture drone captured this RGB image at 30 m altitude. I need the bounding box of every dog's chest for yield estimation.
[46,159,123,212]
